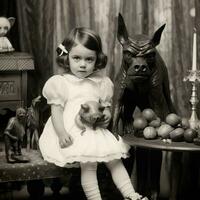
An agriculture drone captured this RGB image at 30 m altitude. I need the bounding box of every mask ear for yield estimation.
[8,17,15,27]
[117,13,129,45]
[81,104,89,112]
[151,24,166,47]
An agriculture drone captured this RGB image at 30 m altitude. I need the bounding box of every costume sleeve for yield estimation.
[100,77,114,107]
[42,75,67,107]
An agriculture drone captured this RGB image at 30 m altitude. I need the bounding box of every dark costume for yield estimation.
[112,14,175,199]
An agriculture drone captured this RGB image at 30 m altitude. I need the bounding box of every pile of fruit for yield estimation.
[133,108,199,143]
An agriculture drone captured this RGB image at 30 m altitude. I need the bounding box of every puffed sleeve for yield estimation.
[100,77,114,107]
[42,75,68,107]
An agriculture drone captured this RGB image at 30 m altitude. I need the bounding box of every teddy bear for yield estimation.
[0,17,15,53]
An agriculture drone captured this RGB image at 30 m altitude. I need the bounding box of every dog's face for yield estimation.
[117,14,165,82]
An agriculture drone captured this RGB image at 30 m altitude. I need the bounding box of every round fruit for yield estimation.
[157,124,174,139]
[165,113,181,127]
[161,121,166,125]
[142,108,157,122]
[183,128,197,143]
[169,128,184,142]
[193,137,200,146]
[149,117,161,128]
[143,126,157,139]
[133,117,148,130]
[181,118,190,129]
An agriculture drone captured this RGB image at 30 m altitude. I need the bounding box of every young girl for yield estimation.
[39,27,148,200]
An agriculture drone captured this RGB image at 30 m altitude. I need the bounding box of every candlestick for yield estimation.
[184,70,200,131]
[192,28,197,71]
[189,81,199,130]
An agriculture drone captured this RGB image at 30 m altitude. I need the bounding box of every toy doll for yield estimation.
[26,95,41,150]
[4,107,29,163]
[0,17,15,53]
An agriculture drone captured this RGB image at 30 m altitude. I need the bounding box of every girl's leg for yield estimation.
[80,162,102,200]
[105,159,147,200]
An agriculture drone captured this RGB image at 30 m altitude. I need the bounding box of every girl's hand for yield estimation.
[96,108,112,128]
[51,105,73,148]
[58,134,73,148]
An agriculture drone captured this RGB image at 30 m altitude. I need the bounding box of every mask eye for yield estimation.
[4,26,8,31]
[123,51,134,63]
[99,106,105,112]
[145,52,156,60]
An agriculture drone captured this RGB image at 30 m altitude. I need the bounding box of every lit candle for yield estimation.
[192,28,197,71]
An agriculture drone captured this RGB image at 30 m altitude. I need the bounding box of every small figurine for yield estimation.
[0,17,15,53]
[75,101,105,135]
[26,95,41,150]
[4,107,29,163]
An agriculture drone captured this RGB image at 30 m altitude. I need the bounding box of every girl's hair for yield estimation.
[56,27,107,71]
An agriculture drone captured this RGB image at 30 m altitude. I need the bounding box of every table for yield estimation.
[123,134,200,200]
[123,134,200,152]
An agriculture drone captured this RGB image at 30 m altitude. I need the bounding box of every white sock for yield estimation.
[80,162,102,200]
[106,159,137,198]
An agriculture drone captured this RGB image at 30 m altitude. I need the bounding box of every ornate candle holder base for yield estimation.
[184,70,200,131]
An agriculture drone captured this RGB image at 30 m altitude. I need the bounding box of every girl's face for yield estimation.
[69,44,97,78]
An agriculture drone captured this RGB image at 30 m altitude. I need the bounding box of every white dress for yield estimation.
[39,72,130,167]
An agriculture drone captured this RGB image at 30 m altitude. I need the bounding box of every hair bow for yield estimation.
[58,44,68,56]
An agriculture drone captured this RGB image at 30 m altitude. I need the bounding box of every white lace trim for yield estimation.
[42,152,130,168]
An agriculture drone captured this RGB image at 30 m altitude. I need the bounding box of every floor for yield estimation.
[1,184,69,200]
[0,182,169,200]
[0,177,124,200]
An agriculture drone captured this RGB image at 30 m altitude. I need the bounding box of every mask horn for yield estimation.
[117,13,129,45]
[151,24,166,47]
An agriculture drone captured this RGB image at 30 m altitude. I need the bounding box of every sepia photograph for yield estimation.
[0,0,200,200]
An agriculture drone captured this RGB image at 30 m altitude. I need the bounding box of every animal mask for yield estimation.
[112,13,175,135]
[117,13,165,82]
[75,101,105,134]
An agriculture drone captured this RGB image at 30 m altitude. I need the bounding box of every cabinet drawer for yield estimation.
[0,74,21,101]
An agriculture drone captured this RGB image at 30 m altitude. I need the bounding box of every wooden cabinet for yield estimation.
[0,52,34,113]
[0,52,34,136]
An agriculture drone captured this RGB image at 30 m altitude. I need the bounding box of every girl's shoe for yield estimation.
[124,193,149,200]
[124,198,148,200]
